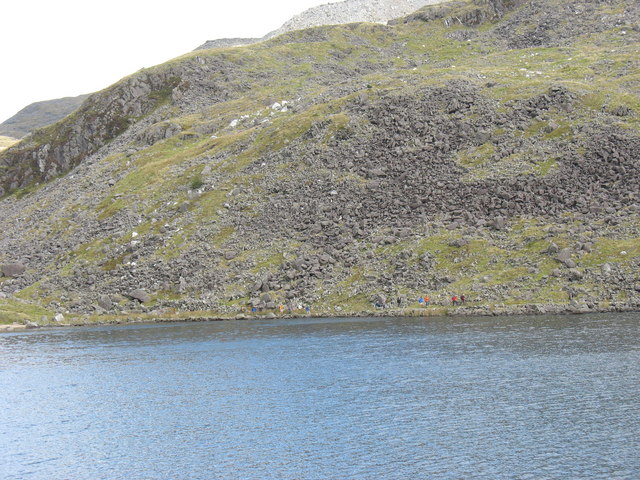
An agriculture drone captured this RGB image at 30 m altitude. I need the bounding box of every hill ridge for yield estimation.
[196,0,446,50]
[0,94,90,139]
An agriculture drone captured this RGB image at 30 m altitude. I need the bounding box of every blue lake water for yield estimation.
[1,313,639,479]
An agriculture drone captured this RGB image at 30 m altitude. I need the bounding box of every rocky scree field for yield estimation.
[0,0,639,326]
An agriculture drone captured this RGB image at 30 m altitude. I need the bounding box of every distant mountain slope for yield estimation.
[0,94,90,139]
[0,0,639,325]
[196,0,445,50]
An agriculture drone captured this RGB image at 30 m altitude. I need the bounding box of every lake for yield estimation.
[1,313,639,479]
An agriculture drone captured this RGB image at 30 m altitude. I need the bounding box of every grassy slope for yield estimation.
[1,0,639,324]
[0,136,18,152]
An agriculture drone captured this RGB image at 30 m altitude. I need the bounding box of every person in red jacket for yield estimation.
[452,295,458,306]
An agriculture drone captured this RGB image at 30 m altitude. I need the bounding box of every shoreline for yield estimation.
[2,301,639,332]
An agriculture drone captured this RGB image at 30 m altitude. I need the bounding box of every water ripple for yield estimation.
[1,312,639,479]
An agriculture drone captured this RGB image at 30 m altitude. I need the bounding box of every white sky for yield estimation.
[0,0,329,124]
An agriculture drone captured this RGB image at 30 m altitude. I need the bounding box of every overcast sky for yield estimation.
[0,0,329,125]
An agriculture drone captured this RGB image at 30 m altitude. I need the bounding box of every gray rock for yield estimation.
[448,238,470,248]
[129,289,151,303]
[1,263,26,277]
[557,248,572,263]
[567,269,583,281]
[260,293,272,304]
[25,321,39,329]
[251,280,263,294]
[54,313,65,323]
[547,243,560,254]
[533,305,548,314]
[97,295,113,310]
[492,217,506,230]
[179,277,188,293]
[556,248,576,268]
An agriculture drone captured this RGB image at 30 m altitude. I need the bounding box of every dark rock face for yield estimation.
[1,263,25,277]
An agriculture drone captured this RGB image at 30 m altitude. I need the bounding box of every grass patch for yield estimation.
[0,299,54,324]
[0,136,18,152]
[189,173,204,190]
[458,142,496,167]
[581,236,640,267]
[532,157,558,176]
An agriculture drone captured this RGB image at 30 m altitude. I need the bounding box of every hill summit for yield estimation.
[0,0,639,325]
[196,0,446,49]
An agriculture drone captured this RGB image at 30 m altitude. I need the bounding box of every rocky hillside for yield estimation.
[196,0,446,50]
[0,0,639,325]
[0,94,90,139]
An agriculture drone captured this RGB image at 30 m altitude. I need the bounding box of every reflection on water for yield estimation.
[1,313,639,479]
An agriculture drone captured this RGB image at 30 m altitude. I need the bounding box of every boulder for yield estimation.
[556,248,576,268]
[492,216,506,230]
[129,289,151,303]
[260,293,272,304]
[448,238,470,248]
[567,269,583,281]
[547,243,560,254]
[1,263,26,277]
[54,313,65,323]
[97,296,113,311]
